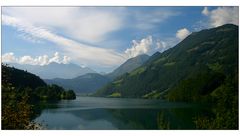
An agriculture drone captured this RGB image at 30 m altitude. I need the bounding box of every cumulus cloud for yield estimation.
[176,28,191,40]
[49,52,61,64]
[2,52,71,66]
[2,14,125,67]
[19,56,36,65]
[125,36,153,58]
[1,52,17,63]
[202,7,239,27]
[63,56,71,64]
[124,36,177,58]
[37,55,49,65]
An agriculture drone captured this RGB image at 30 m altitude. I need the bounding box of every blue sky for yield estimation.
[2,6,239,72]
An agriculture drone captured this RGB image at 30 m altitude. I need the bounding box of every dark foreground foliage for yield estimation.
[2,64,76,129]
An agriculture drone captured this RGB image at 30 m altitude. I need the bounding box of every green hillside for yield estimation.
[94,24,238,101]
[107,54,150,79]
[94,24,238,129]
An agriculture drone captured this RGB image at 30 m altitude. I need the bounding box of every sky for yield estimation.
[1,6,239,73]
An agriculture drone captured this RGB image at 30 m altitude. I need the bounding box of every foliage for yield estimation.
[2,64,46,89]
[35,85,76,101]
[2,64,76,129]
[2,85,32,129]
[167,66,226,102]
[194,75,238,129]
[2,64,35,129]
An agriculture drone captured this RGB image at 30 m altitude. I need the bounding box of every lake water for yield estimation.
[34,96,208,130]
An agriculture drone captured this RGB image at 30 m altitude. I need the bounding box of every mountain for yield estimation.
[107,54,150,79]
[44,54,149,94]
[8,62,96,79]
[45,73,110,94]
[94,24,238,101]
[2,64,76,100]
[2,64,47,89]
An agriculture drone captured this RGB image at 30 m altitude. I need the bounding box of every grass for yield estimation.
[108,92,122,98]
[164,62,176,66]
[130,67,146,76]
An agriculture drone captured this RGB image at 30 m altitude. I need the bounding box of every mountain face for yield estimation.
[94,24,238,101]
[44,54,149,94]
[2,64,47,89]
[107,54,150,79]
[45,73,110,94]
[9,62,96,79]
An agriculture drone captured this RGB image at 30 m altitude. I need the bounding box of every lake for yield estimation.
[34,96,208,130]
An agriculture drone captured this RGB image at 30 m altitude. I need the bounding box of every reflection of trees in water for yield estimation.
[31,101,60,119]
[157,112,170,129]
[156,108,212,129]
[107,109,159,129]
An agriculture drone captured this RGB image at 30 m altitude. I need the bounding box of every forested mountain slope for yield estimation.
[94,24,238,102]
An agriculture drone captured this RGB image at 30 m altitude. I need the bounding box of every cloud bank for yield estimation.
[2,52,71,65]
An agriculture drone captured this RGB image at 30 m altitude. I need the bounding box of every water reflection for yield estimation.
[34,96,207,130]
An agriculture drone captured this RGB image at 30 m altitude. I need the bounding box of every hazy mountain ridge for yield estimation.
[45,54,150,94]
[107,54,150,79]
[8,62,96,79]
[45,73,110,94]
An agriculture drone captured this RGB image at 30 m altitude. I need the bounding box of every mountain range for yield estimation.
[9,62,96,79]
[44,73,110,94]
[6,24,238,99]
[45,54,150,94]
[94,24,238,102]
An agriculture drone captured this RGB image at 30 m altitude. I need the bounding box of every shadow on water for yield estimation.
[33,96,212,130]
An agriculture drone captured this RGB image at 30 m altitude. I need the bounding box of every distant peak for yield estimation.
[218,24,238,28]
[131,54,150,60]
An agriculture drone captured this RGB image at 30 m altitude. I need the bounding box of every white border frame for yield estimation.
[0,0,239,136]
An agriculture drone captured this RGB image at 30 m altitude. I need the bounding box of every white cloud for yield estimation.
[125,36,155,58]
[2,52,71,66]
[49,52,61,64]
[2,14,126,67]
[156,40,169,53]
[124,36,178,58]
[19,56,36,65]
[202,7,209,16]
[37,55,49,65]
[176,28,191,40]
[62,56,71,64]
[1,52,17,63]
[202,7,239,27]
[2,7,124,43]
